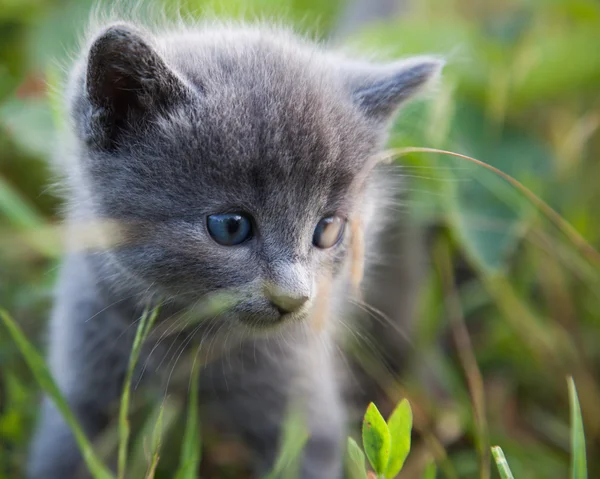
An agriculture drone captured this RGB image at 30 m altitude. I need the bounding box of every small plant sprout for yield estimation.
[359,399,414,478]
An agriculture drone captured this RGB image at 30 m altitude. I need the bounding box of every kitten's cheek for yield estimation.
[315,245,348,276]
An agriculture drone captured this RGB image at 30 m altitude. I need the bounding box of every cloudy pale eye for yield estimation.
[312,216,345,249]
[207,213,252,246]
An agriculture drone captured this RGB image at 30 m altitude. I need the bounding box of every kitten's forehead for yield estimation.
[152,96,365,214]
[151,33,378,207]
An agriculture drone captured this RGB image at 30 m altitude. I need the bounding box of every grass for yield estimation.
[490,377,588,479]
[2,305,587,479]
[0,307,200,479]
[568,378,587,479]
[490,447,514,479]
[0,309,113,479]
[118,307,160,479]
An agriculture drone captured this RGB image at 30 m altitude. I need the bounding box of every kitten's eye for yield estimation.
[207,213,252,246]
[312,216,345,249]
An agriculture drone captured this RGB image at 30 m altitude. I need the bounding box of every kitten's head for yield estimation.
[68,22,441,328]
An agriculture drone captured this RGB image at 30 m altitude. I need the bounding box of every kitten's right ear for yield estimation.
[85,23,189,147]
[346,56,443,122]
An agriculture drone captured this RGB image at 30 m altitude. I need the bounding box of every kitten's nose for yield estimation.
[265,286,309,315]
[263,263,312,315]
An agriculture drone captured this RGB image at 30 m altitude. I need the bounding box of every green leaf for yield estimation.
[362,402,391,476]
[0,309,114,479]
[385,399,413,478]
[443,104,551,273]
[346,437,367,479]
[422,461,437,479]
[174,361,201,479]
[491,446,515,479]
[264,405,309,479]
[568,377,587,479]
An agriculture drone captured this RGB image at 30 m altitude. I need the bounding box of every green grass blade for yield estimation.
[491,446,514,479]
[173,360,201,479]
[0,309,114,479]
[362,402,391,476]
[126,398,178,479]
[568,377,587,479]
[422,461,437,479]
[145,403,165,479]
[263,405,309,479]
[117,307,159,479]
[0,174,45,230]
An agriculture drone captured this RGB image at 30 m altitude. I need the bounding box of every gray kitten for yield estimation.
[28,19,441,479]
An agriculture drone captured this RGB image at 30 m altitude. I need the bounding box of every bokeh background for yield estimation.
[1,0,600,478]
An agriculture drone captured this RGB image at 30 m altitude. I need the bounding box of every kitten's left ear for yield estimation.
[84,23,192,149]
[347,56,444,121]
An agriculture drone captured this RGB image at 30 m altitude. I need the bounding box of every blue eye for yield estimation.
[207,213,252,246]
[313,216,345,249]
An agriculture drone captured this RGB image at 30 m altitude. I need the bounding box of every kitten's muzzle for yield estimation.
[262,262,313,316]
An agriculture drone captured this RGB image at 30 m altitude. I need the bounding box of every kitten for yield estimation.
[28,18,441,479]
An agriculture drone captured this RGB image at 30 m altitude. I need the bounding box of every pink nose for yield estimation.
[267,291,309,315]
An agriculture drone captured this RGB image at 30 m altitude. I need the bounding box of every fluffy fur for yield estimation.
[29,15,441,479]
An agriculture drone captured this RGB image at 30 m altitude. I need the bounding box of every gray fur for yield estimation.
[28,19,441,479]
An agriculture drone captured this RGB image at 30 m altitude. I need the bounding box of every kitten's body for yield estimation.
[29,19,439,479]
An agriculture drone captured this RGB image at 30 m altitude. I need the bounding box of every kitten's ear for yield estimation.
[85,23,189,145]
[348,57,443,121]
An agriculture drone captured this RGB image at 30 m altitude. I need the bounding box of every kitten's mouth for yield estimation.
[235,303,310,331]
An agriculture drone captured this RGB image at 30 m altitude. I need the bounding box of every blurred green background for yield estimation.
[1,0,600,478]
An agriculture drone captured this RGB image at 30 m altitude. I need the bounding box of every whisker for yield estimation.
[337,317,403,386]
[140,314,192,383]
[348,297,414,347]
[162,320,212,398]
